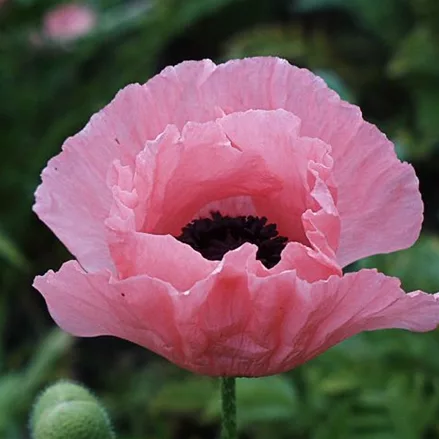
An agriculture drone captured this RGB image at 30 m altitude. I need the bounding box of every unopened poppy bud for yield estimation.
[30,381,115,439]
[31,381,96,428]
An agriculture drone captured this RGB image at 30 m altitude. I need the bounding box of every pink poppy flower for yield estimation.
[43,3,96,42]
[33,57,439,377]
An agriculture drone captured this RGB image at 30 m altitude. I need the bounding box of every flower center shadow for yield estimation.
[176,211,288,268]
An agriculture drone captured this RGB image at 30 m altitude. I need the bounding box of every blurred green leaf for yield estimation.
[413,84,439,145]
[386,374,439,439]
[295,0,410,45]
[294,0,345,12]
[346,0,410,45]
[14,0,35,5]
[0,374,23,430]
[311,400,352,439]
[357,233,439,292]
[409,0,439,34]
[0,228,29,270]
[0,330,72,436]
[23,329,73,392]
[156,0,238,37]
[388,27,439,78]
[150,376,217,415]
[93,2,154,37]
[318,371,361,394]
[224,25,306,59]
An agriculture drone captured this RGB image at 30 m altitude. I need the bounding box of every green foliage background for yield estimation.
[1,0,439,438]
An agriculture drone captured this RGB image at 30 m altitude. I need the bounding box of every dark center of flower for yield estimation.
[176,211,288,269]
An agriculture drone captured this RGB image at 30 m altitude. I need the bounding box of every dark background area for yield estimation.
[1,0,439,438]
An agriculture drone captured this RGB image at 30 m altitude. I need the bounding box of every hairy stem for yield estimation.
[220,377,236,439]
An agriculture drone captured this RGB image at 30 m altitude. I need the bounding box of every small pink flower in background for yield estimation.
[33,57,439,377]
[43,3,96,42]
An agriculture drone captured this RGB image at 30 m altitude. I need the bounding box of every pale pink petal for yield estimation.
[301,160,340,257]
[171,244,327,376]
[295,270,439,366]
[172,244,300,376]
[217,109,340,256]
[176,263,439,376]
[106,136,342,285]
[198,57,423,266]
[331,128,422,267]
[33,60,220,271]
[33,255,439,377]
[105,160,138,233]
[33,261,185,362]
[108,231,217,291]
[195,196,257,219]
[36,58,422,269]
[33,85,154,271]
[126,122,283,236]
[271,242,341,282]
[140,60,220,130]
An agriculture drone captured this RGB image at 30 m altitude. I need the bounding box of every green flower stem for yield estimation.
[220,377,237,439]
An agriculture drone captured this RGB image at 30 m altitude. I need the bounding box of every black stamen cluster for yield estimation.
[176,211,288,269]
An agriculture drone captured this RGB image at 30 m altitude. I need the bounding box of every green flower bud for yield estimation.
[30,381,115,439]
[31,381,97,430]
